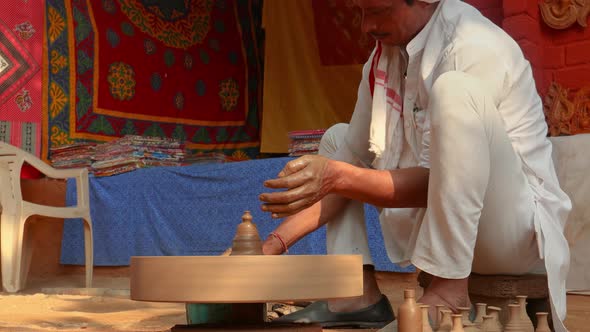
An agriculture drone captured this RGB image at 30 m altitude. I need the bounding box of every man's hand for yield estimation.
[259,155,337,218]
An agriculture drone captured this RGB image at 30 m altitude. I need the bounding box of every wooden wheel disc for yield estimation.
[130,255,362,303]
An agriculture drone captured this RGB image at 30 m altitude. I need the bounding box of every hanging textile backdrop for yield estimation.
[0,0,43,155]
[43,0,263,160]
[260,0,372,153]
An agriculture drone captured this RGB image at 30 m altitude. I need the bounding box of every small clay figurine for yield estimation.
[231,211,263,255]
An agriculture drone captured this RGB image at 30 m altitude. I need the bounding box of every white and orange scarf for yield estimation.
[369,43,406,170]
[368,0,440,169]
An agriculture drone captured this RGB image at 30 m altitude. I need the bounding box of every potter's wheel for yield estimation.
[129,211,362,331]
[130,254,363,303]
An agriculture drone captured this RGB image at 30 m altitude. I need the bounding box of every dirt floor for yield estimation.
[0,272,417,332]
[0,275,183,331]
[0,272,587,332]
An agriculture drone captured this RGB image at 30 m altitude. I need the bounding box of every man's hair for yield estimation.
[406,0,415,4]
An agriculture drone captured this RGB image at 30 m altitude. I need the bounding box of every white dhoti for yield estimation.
[323,71,544,278]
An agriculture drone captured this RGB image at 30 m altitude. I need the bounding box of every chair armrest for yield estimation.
[22,155,88,180]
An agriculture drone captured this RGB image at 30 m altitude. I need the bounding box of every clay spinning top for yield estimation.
[230,211,263,255]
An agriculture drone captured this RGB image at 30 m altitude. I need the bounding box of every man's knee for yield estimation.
[319,123,348,157]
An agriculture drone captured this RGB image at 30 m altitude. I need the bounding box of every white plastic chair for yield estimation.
[0,141,93,292]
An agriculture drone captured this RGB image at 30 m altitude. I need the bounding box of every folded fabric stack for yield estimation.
[119,135,185,167]
[49,136,186,177]
[91,141,142,177]
[287,129,326,156]
[91,135,185,177]
[50,143,97,169]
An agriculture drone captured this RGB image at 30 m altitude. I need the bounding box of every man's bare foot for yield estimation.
[327,265,383,312]
[417,275,471,322]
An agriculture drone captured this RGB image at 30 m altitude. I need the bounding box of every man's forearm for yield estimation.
[262,161,429,254]
[262,194,350,254]
[331,161,429,208]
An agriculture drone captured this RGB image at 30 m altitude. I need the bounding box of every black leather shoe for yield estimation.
[271,295,395,328]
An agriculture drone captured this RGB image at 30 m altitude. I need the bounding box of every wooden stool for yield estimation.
[417,271,551,328]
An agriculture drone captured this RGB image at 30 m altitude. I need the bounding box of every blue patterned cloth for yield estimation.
[63,157,415,273]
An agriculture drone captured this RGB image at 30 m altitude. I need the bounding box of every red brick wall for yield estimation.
[467,0,590,96]
[465,0,504,27]
[542,21,590,93]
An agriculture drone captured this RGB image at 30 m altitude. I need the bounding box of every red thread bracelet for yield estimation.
[269,232,289,254]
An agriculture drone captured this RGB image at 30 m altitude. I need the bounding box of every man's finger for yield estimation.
[261,198,311,217]
[263,172,309,189]
[259,185,308,204]
[278,156,311,177]
[269,211,302,219]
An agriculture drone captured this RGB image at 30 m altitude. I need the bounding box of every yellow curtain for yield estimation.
[261,0,364,153]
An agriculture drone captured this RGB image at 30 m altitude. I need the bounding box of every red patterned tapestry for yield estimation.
[0,1,43,155]
[312,0,372,66]
[43,0,263,160]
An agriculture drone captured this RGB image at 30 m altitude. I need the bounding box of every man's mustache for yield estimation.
[369,32,390,39]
